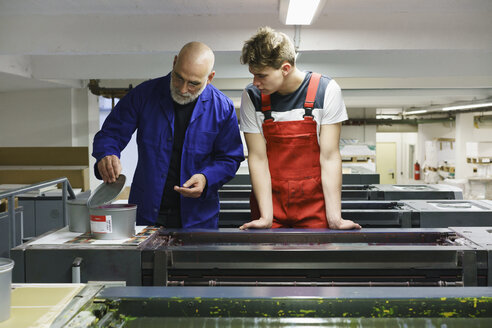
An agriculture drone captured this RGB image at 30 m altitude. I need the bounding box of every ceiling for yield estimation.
[1,0,491,112]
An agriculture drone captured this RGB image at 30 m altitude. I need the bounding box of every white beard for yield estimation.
[170,75,208,105]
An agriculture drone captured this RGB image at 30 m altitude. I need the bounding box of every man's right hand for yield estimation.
[97,155,122,183]
[239,217,273,230]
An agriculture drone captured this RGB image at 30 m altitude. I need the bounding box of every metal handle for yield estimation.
[0,177,76,249]
[72,257,83,283]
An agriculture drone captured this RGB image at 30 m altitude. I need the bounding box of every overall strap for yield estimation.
[261,93,274,122]
[303,72,322,118]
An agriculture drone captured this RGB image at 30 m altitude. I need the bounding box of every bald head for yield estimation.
[170,42,216,105]
[175,41,215,75]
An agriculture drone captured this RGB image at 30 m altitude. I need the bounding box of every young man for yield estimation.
[239,27,361,230]
[93,42,244,228]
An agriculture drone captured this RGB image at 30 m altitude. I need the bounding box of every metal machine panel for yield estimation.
[450,227,492,287]
[17,199,35,238]
[342,174,380,184]
[376,184,463,200]
[150,229,488,287]
[341,201,414,228]
[0,210,9,258]
[35,198,64,235]
[227,174,381,186]
[0,207,23,257]
[404,200,492,228]
[222,200,489,229]
[10,226,491,288]
[10,227,145,285]
[341,185,377,200]
[24,248,141,285]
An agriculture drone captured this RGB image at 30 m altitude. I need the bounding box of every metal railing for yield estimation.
[0,177,76,249]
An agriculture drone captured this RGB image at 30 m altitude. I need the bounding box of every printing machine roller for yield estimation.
[146,228,490,288]
[53,285,492,327]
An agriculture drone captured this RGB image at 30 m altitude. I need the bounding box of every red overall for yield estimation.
[250,73,328,228]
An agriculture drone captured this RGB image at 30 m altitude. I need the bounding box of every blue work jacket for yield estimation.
[92,74,244,228]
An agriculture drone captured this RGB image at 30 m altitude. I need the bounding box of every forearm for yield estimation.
[199,153,243,193]
[320,151,343,223]
[248,154,273,221]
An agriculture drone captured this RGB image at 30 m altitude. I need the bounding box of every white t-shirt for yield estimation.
[240,72,348,138]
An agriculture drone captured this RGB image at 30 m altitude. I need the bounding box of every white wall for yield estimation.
[86,90,100,190]
[0,89,72,146]
[341,108,377,145]
[455,112,492,179]
[0,87,99,148]
[0,87,100,189]
[417,122,455,167]
[416,115,492,180]
[376,132,418,184]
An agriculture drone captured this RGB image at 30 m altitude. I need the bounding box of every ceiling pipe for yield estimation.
[403,105,492,118]
[88,80,133,107]
[344,117,455,126]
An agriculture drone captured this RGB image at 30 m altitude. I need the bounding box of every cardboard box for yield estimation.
[0,197,19,212]
[0,147,90,191]
[0,166,90,191]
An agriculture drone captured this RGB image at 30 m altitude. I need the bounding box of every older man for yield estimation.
[93,42,244,228]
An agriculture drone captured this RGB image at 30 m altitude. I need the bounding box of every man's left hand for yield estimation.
[174,174,207,198]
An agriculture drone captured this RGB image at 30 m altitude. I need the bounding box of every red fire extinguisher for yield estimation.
[414,161,421,180]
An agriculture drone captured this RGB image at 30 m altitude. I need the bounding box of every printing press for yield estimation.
[13,227,492,326]
[16,227,492,327]
[226,173,381,187]
[10,226,492,288]
[220,183,463,202]
[221,174,460,201]
[9,178,492,326]
[221,199,491,228]
[10,213,492,326]
[341,183,463,200]
[219,183,464,226]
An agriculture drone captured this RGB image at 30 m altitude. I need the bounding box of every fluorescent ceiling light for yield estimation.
[279,0,323,25]
[404,110,428,115]
[442,102,492,111]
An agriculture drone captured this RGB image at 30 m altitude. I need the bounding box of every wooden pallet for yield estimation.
[439,166,455,173]
[341,156,375,163]
[467,157,492,164]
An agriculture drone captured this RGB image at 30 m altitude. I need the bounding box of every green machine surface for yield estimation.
[57,286,492,327]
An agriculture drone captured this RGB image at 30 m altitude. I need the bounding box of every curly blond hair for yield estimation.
[240,26,296,69]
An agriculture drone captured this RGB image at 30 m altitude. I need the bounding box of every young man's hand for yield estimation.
[239,217,273,230]
[175,174,207,198]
